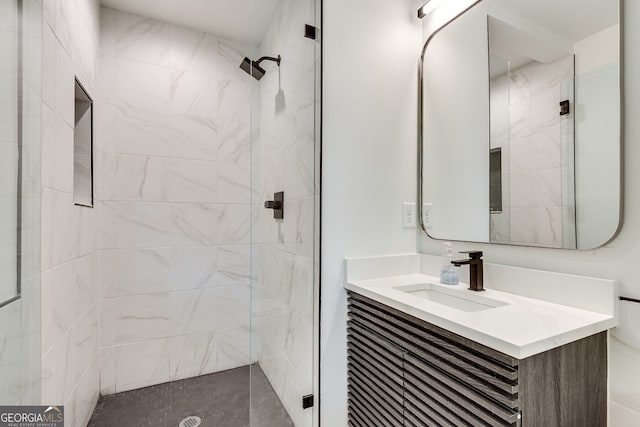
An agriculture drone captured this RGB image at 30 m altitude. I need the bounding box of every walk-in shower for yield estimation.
[240,55,282,81]
[0,0,320,426]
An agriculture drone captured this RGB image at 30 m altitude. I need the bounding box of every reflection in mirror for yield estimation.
[488,18,576,248]
[420,0,620,250]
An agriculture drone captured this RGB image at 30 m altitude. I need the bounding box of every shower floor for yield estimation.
[88,365,294,427]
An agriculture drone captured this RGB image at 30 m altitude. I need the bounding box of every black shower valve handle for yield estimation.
[264,200,281,210]
[264,191,284,219]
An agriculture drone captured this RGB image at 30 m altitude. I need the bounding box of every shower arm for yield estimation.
[255,55,281,66]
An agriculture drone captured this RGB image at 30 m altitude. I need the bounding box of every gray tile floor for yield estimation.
[88,365,294,427]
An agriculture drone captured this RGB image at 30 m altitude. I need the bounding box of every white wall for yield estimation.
[420,0,640,423]
[40,0,101,425]
[321,0,422,423]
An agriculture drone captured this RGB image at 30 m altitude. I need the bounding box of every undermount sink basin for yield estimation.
[394,283,508,312]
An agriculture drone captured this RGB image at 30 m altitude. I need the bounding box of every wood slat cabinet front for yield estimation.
[346,292,607,427]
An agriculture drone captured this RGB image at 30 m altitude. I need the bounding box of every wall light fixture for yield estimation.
[418,0,446,18]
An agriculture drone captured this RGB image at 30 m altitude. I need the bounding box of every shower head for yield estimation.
[239,55,281,81]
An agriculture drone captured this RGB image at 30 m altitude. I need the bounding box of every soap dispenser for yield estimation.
[440,242,459,285]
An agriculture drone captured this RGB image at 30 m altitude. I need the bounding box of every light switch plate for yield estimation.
[422,203,433,231]
[403,203,416,228]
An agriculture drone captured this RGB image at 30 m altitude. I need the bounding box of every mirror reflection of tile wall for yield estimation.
[490,55,576,248]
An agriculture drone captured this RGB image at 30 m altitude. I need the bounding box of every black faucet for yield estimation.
[452,251,484,292]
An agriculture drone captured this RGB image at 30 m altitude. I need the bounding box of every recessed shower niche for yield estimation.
[73,78,93,207]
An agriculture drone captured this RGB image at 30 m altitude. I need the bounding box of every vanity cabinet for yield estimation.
[346,292,607,427]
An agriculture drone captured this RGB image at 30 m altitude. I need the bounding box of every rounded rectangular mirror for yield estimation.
[419,0,621,250]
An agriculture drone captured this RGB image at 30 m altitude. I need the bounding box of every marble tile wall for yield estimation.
[490,56,574,248]
[489,71,510,243]
[96,7,253,394]
[252,0,319,426]
[0,302,22,404]
[39,0,101,425]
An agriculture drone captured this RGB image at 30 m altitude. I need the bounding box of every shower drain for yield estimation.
[179,416,202,427]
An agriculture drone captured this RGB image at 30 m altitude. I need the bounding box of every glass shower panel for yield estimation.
[0,0,42,405]
[560,74,576,249]
[0,0,21,311]
[250,0,320,425]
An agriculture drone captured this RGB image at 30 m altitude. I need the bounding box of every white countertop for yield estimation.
[344,255,618,359]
